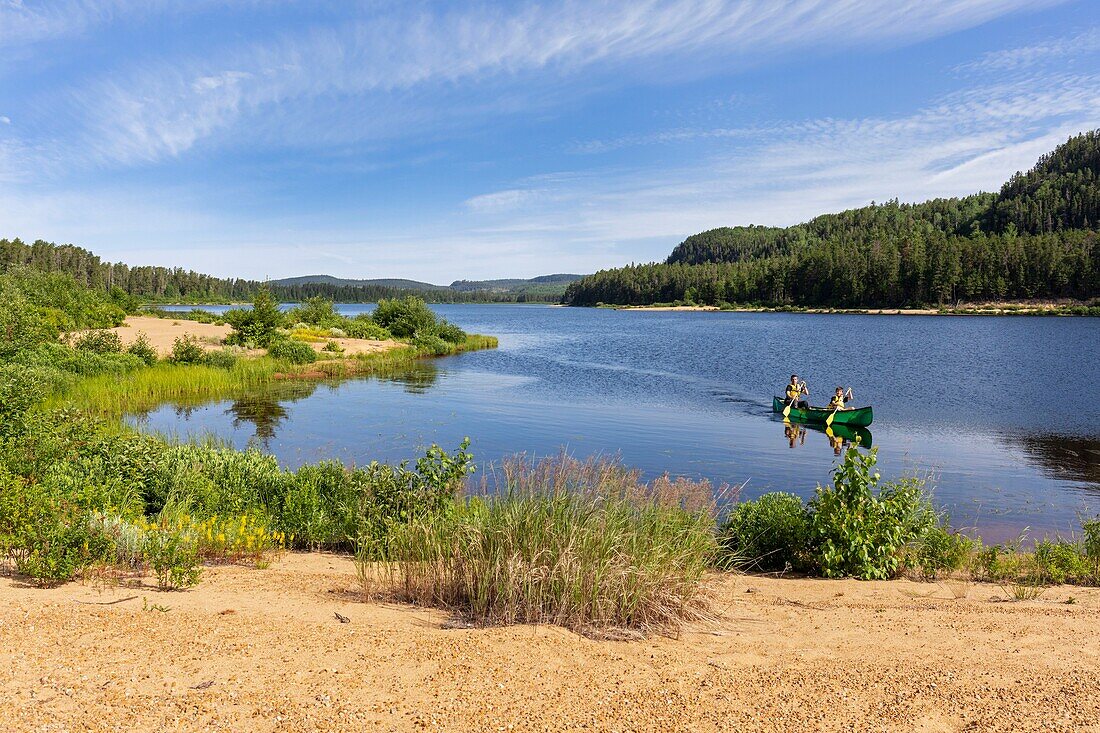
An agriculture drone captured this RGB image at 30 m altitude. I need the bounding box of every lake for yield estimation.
[131,305,1100,540]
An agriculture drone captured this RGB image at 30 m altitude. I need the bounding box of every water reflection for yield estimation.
[1009,434,1100,491]
[778,419,873,455]
[376,362,439,394]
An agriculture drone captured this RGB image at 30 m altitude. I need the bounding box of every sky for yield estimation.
[2,1,1099,283]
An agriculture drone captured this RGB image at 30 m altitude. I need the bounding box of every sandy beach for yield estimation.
[86,316,402,358]
[3,552,1098,732]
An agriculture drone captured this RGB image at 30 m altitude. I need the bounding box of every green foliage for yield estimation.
[1085,517,1100,565]
[286,297,341,327]
[717,492,813,572]
[341,315,392,340]
[1032,540,1091,585]
[125,333,158,366]
[202,348,238,370]
[73,330,123,354]
[371,296,439,338]
[810,446,934,579]
[435,320,467,344]
[566,132,1100,308]
[367,454,715,634]
[168,335,206,364]
[143,523,202,590]
[224,287,285,347]
[905,525,973,579]
[412,333,450,355]
[267,339,317,364]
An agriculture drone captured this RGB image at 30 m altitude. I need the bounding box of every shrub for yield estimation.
[143,523,201,590]
[435,320,466,344]
[412,333,451,356]
[342,315,392,340]
[1033,540,1090,584]
[0,366,48,439]
[126,333,158,365]
[717,492,813,572]
[905,524,973,579]
[1084,516,1100,566]
[287,297,341,328]
[365,454,715,636]
[73,330,123,354]
[322,340,343,353]
[810,445,934,579]
[203,348,238,369]
[267,339,317,364]
[169,335,206,364]
[224,287,285,347]
[371,296,438,339]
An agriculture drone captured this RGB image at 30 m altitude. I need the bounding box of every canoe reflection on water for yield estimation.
[781,420,872,455]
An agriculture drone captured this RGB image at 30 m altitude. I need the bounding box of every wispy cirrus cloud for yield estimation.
[953,27,1100,73]
[9,0,1064,173]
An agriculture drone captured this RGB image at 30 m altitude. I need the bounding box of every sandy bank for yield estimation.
[3,552,1098,732]
[86,316,403,357]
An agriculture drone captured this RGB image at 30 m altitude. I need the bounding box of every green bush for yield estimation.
[169,335,206,364]
[717,492,813,572]
[810,446,934,579]
[203,348,238,369]
[267,339,317,364]
[73,330,123,354]
[342,315,392,340]
[1084,516,1100,566]
[125,333,158,365]
[143,523,201,590]
[371,296,438,339]
[224,287,285,347]
[412,333,451,355]
[286,297,341,327]
[1033,540,1091,584]
[436,320,467,344]
[905,525,973,579]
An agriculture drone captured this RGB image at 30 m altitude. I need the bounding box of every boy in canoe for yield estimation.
[829,386,854,410]
[784,374,809,408]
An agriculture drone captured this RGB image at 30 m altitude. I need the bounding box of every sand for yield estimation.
[3,553,1099,732]
[87,316,402,357]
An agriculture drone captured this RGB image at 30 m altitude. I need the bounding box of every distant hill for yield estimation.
[566,129,1100,308]
[449,274,584,293]
[270,275,445,291]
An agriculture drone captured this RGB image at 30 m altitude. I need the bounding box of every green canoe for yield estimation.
[772,396,874,427]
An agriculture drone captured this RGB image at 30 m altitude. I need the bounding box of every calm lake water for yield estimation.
[132,305,1100,540]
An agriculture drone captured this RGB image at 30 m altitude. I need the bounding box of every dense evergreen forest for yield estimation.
[0,239,560,304]
[565,131,1100,308]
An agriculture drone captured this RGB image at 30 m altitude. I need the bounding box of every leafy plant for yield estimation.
[905,525,973,579]
[73,330,123,354]
[371,296,438,339]
[717,492,813,572]
[125,333,158,365]
[169,335,206,364]
[810,445,933,579]
[267,339,317,364]
[224,287,285,347]
[143,524,201,590]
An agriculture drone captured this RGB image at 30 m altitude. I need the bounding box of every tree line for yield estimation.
[0,238,558,304]
[567,130,1100,307]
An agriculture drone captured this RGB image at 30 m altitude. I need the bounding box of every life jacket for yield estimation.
[785,383,801,399]
[829,394,846,409]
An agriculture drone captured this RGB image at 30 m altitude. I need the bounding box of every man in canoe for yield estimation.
[784,374,809,409]
[829,386,854,411]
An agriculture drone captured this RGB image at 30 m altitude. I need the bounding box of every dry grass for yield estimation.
[362,455,719,637]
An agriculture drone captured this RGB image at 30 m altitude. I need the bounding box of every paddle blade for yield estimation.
[782,402,792,418]
[826,410,835,427]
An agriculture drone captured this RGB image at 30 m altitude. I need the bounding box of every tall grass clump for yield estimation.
[367,455,718,636]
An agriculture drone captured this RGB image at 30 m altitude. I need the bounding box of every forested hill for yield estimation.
[0,239,566,303]
[566,130,1100,308]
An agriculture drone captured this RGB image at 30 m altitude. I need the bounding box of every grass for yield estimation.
[362,455,718,637]
[43,335,498,415]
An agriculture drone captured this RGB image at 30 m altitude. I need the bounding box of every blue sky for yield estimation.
[2,1,1099,283]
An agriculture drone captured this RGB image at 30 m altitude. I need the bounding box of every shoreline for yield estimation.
[607,300,1098,316]
[4,551,1098,731]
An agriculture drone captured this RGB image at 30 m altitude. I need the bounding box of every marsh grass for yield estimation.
[43,335,497,415]
[363,455,719,637]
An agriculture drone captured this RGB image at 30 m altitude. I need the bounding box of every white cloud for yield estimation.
[14,0,1063,170]
[0,115,9,124]
[954,27,1100,73]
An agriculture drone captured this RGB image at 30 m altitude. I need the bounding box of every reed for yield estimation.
[44,336,497,415]
[364,455,717,637]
